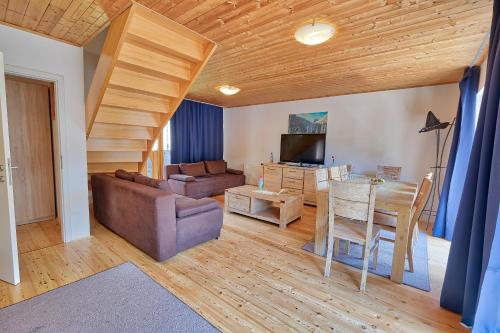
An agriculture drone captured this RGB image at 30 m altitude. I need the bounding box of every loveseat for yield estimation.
[91,172,223,261]
[165,160,245,199]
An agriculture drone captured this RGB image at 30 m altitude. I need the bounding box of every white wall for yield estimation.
[224,84,460,186]
[0,25,90,241]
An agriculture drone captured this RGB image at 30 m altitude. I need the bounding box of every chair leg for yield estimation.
[344,240,350,255]
[373,239,380,270]
[324,224,336,278]
[407,239,415,273]
[334,238,340,257]
[360,244,370,291]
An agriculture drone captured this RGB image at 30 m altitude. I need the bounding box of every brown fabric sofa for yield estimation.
[91,173,223,261]
[165,160,245,199]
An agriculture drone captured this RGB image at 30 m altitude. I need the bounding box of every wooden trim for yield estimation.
[0,21,80,47]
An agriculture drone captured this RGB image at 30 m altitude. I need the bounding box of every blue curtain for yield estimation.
[170,100,223,164]
[433,67,480,240]
[440,1,500,329]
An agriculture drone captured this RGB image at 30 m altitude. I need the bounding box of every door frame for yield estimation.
[5,64,70,242]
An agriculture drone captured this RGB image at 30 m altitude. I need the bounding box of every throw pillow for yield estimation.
[204,160,226,174]
[115,169,139,181]
[134,174,171,191]
[179,162,207,177]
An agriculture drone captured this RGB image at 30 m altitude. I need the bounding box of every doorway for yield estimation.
[5,75,63,252]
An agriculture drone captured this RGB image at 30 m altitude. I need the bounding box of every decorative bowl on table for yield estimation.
[370,177,385,185]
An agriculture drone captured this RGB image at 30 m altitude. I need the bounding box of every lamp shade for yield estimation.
[295,22,335,45]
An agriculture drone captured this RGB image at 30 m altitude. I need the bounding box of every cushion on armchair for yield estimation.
[180,162,207,177]
[169,174,196,182]
[205,160,226,174]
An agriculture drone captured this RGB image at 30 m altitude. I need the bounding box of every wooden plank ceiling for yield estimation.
[85,3,216,174]
[0,0,493,107]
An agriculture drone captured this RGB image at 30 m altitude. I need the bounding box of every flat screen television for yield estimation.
[280,134,326,165]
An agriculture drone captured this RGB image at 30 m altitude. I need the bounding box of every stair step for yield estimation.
[109,65,180,98]
[127,13,205,63]
[118,40,191,81]
[89,123,153,140]
[87,151,143,163]
[88,162,139,174]
[87,138,148,152]
[102,87,170,113]
[95,107,161,127]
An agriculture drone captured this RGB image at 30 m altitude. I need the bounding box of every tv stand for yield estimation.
[261,163,327,206]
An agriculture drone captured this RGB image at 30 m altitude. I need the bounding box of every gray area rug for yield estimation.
[303,230,431,291]
[0,262,220,333]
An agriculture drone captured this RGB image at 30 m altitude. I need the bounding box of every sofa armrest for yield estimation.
[226,168,243,175]
[169,174,196,182]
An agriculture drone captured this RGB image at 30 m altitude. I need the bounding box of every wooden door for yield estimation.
[5,76,56,225]
[0,53,20,285]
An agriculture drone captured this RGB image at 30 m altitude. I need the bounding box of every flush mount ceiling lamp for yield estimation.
[216,85,240,95]
[295,21,335,45]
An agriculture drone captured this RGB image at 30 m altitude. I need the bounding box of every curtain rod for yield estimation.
[184,98,224,108]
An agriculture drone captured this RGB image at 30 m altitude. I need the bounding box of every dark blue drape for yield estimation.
[433,67,480,240]
[170,100,223,164]
[440,1,500,329]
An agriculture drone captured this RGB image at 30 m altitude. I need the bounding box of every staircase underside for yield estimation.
[86,3,216,174]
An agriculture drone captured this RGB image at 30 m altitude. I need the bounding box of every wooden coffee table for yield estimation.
[225,185,303,229]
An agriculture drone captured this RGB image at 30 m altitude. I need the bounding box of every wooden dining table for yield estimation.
[314,177,419,284]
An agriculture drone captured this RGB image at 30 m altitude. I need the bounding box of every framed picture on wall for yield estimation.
[288,112,328,134]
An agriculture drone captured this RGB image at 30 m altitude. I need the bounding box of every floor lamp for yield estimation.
[418,111,454,229]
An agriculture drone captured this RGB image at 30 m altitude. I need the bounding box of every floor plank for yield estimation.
[0,196,464,332]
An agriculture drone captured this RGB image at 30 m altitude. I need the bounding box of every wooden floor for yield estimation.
[16,218,63,254]
[0,196,464,332]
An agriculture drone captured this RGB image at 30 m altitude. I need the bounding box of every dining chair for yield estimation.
[329,166,342,181]
[324,180,381,291]
[373,173,433,272]
[315,168,329,192]
[376,165,402,181]
[330,165,350,181]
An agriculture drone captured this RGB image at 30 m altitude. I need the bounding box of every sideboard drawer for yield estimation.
[303,191,316,203]
[284,188,303,196]
[228,193,250,212]
[263,165,283,177]
[283,168,304,180]
[283,177,304,190]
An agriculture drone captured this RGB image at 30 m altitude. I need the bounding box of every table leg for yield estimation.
[314,191,328,256]
[391,207,411,283]
[279,202,286,229]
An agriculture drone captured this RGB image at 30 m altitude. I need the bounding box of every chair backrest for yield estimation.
[414,173,433,216]
[329,166,342,181]
[315,168,329,192]
[376,165,402,181]
[330,165,350,181]
[329,180,376,222]
[339,165,350,180]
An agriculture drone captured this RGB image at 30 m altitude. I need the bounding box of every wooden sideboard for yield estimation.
[261,163,325,205]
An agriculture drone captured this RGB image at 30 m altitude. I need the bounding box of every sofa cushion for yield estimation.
[169,174,196,182]
[205,160,226,174]
[180,162,207,177]
[115,169,139,181]
[175,197,219,218]
[134,174,170,191]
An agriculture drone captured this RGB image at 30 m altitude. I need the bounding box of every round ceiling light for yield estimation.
[295,22,335,45]
[216,85,240,95]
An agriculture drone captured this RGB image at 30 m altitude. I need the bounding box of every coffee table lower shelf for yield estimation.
[225,185,303,229]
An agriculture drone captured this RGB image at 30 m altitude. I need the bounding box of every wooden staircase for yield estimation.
[86,3,216,174]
